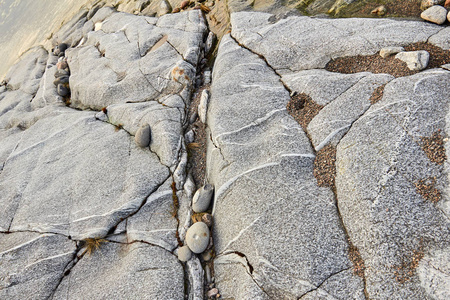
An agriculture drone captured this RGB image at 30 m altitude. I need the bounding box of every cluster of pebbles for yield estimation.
[380,46,431,71]
[177,182,218,298]
[420,0,450,24]
[52,43,71,99]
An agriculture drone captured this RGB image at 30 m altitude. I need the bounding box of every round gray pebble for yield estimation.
[57,84,69,96]
[192,184,214,213]
[186,222,210,254]
[135,124,151,147]
[177,245,192,262]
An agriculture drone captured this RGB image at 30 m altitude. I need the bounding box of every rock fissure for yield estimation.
[47,245,81,300]
[229,34,293,95]
[298,267,352,299]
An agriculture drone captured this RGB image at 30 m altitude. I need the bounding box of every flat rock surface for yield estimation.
[52,242,184,299]
[208,34,363,299]
[208,12,450,300]
[0,7,206,299]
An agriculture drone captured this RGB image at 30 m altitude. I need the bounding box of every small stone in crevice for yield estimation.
[313,145,337,188]
[414,177,441,203]
[420,130,446,164]
[287,93,323,131]
[369,84,387,105]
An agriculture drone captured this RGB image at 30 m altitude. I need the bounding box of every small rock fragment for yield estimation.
[186,222,210,253]
[205,265,212,283]
[185,129,195,144]
[395,51,430,71]
[421,0,445,10]
[172,7,181,13]
[203,69,211,85]
[205,32,216,54]
[158,0,172,16]
[135,124,151,147]
[379,46,404,58]
[95,110,108,122]
[207,288,219,298]
[371,5,386,16]
[57,84,69,96]
[198,89,210,124]
[448,10,450,21]
[178,245,192,262]
[192,183,214,213]
[441,63,450,71]
[446,0,450,7]
[201,213,213,227]
[421,5,447,24]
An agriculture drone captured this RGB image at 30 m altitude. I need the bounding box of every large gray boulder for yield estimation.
[0,7,208,299]
[207,12,450,299]
[336,70,450,299]
[208,34,364,299]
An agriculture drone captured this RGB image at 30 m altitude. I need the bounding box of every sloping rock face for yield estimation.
[208,11,450,299]
[0,7,207,299]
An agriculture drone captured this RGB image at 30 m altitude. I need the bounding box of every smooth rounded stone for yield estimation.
[201,213,213,227]
[421,0,445,10]
[207,288,219,298]
[448,10,450,22]
[55,69,69,78]
[158,0,172,17]
[57,84,69,97]
[135,124,151,147]
[198,89,210,124]
[192,183,214,213]
[177,245,192,262]
[186,222,210,254]
[53,75,69,86]
[421,5,448,24]
[395,50,430,71]
[380,46,405,58]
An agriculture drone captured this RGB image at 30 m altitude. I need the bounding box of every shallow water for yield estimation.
[0,0,95,80]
